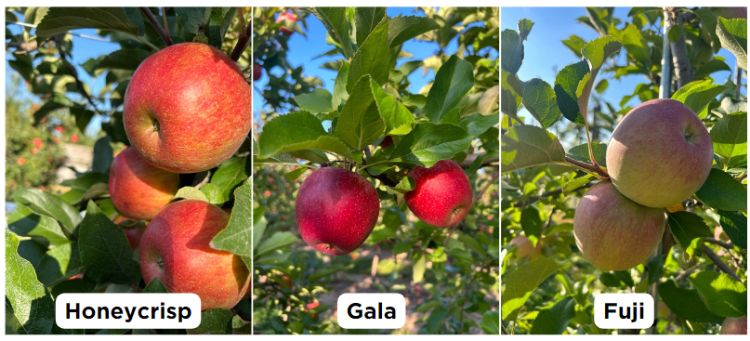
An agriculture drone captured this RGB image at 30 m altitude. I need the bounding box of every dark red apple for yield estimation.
[124,42,251,173]
[109,147,179,220]
[139,200,250,310]
[405,160,473,227]
[276,12,298,35]
[253,64,262,81]
[296,167,380,255]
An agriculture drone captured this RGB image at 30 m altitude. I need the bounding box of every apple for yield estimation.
[253,64,262,81]
[405,160,473,227]
[606,99,712,208]
[509,236,542,259]
[276,12,297,35]
[721,317,747,334]
[296,167,380,255]
[574,182,666,271]
[124,42,251,173]
[139,200,250,310]
[109,147,179,220]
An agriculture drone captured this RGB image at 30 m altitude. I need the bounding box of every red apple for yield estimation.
[296,167,380,255]
[606,99,712,208]
[276,12,297,35]
[124,42,251,173]
[574,182,666,271]
[140,200,250,310]
[405,160,473,227]
[253,64,262,81]
[721,317,747,334]
[109,147,179,220]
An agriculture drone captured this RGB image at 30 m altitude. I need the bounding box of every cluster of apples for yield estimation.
[574,99,713,271]
[107,42,252,309]
[296,159,474,256]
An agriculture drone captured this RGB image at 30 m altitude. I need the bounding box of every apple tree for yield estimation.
[253,7,500,334]
[501,7,747,334]
[5,7,253,334]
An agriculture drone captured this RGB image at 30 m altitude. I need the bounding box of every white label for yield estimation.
[55,293,201,329]
[337,293,406,329]
[594,293,654,329]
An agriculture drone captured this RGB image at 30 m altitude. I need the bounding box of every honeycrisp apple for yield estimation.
[109,147,179,220]
[606,99,712,208]
[406,160,473,227]
[296,167,380,255]
[124,42,251,173]
[140,200,250,310]
[574,182,666,271]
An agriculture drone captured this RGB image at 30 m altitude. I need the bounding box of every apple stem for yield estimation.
[140,8,173,46]
[563,156,608,178]
[230,10,252,62]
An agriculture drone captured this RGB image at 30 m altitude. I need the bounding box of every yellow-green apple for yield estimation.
[276,12,297,35]
[405,160,473,227]
[574,182,666,271]
[721,317,747,334]
[109,147,179,220]
[509,236,542,259]
[139,200,250,310]
[296,167,380,255]
[124,42,251,173]
[606,99,712,208]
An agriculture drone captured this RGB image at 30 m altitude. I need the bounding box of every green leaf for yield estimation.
[36,7,139,39]
[480,311,500,334]
[334,75,385,150]
[460,113,499,137]
[92,137,113,174]
[695,168,747,211]
[719,210,747,249]
[658,280,723,323]
[294,89,333,113]
[174,186,209,202]
[95,48,152,71]
[256,232,299,257]
[355,7,386,45]
[252,206,267,250]
[388,16,438,47]
[567,142,607,167]
[671,79,726,118]
[668,212,711,256]
[412,255,426,284]
[332,62,350,110]
[312,8,354,58]
[390,123,471,167]
[501,125,566,172]
[370,78,414,135]
[691,271,747,317]
[530,297,575,334]
[501,29,523,74]
[7,204,69,246]
[143,278,168,293]
[347,18,392,92]
[554,61,589,123]
[518,19,534,41]
[522,78,562,128]
[501,256,558,319]
[13,188,81,234]
[424,55,474,123]
[188,309,233,334]
[6,231,55,334]
[711,112,747,160]
[716,17,747,69]
[582,36,622,71]
[259,111,353,159]
[212,182,252,269]
[562,35,586,57]
[200,183,225,205]
[210,157,249,203]
[78,201,140,284]
[520,206,543,239]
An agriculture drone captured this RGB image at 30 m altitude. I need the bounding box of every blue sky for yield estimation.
[501,7,741,146]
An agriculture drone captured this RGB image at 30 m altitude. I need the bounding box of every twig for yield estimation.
[703,238,734,250]
[701,244,740,281]
[563,156,609,178]
[230,12,252,61]
[160,7,171,43]
[140,7,173,46]
[735,65,743,99]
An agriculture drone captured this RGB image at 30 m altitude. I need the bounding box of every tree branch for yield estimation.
[666,8,692,87]
[701,244,740,281]
[230,12,252,62]
[703,238,734,250]
[140,7,173,46]
[160,7,172,43]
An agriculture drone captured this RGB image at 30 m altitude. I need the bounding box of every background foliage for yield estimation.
[252,7,500,334]
[501,7,747,334]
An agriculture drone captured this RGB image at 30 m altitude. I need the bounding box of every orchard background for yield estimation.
[252,7,500,334]
[5,7,253,334]
[501,7,747,334]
